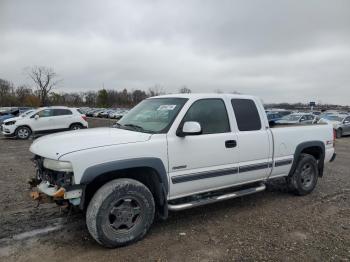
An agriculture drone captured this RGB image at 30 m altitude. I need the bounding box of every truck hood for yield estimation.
[30,127,152,159]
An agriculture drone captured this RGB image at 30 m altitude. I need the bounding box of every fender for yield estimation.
[80,157,169,194]
[288,141,325,177]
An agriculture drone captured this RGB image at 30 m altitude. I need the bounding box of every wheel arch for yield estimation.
[288,141,325,177]
[69,122,83,128]
[80,158,169,219]
[16,124,32,132]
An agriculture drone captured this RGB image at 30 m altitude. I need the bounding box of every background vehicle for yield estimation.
[93,109,106,117]
[318,114,350,138]
[2,106,88,139]
[267,111,292,125]
[0,108,20,126]
[275,113,315,125]
[109,109,129,119]
[29,94,335,248]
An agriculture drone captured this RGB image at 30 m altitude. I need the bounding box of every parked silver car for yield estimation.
[275,113,315,125]
[318,114,350,138]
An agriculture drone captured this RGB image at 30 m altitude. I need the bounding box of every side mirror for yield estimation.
[34,114,39,120]
[177,121,202,137]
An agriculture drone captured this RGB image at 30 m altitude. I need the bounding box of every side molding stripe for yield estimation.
[172,161,274,184]
[239,162,272,173]
[172,167,238,184]
[274,159,293,167]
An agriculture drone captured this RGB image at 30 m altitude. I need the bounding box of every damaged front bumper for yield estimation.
[30,181,83,206]
[30,156,83,207]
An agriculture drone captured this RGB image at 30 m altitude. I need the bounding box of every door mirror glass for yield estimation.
[34,114,39,120]
[178,121,202,137]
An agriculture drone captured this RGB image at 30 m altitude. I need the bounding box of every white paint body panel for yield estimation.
[29,94,336,200]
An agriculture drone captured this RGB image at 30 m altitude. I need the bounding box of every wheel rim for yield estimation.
[108,197,142,232]
[18,128,29,138]
[300,163,315,189]
[72,125,81,130]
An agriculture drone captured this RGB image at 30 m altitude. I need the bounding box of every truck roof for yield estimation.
[152,93,258,100]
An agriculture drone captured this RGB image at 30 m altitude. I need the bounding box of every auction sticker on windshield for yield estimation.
[157,105,177,111]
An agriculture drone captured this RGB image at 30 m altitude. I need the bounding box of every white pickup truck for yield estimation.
[29,94,336,247]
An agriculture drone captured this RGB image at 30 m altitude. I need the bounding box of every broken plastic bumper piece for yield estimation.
[31,181,82,205]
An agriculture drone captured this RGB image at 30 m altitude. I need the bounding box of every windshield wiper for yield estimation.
[113,122,123,128]
[124,124,145,131]
[123,124,154,133]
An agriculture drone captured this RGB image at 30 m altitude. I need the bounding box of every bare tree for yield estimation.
[148,84,165,97]
[179,86,191,93]
[27,66,61,106]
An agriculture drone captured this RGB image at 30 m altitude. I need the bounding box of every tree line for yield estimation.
[1,66,348,111]
[0,66,192,108]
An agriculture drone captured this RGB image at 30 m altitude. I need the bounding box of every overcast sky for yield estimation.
[1,0,349,105]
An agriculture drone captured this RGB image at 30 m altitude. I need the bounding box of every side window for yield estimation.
[53,109,73,116]
[345,117,350,123]
[182,99,230,134]
[36,109,52,118]
[231,99,262,131]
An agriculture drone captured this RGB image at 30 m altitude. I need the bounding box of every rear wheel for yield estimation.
[287,153,318,196]
[70,123,83,130]
[86,178,155,248]
[15,126,31,140]
[336,128,343,138]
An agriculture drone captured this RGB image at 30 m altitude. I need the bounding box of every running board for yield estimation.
[168,183,266,211]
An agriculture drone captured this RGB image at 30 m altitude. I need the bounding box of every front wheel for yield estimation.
[15,126,31,140]
[70,123,83,130]
[287,153,318,196]
[86,178,155,248]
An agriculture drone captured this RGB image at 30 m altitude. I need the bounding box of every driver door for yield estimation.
[167,98,239,199]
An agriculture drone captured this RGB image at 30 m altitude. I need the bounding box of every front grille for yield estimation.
[33,156,73,187]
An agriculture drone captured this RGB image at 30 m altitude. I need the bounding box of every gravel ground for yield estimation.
[0,118,349,261]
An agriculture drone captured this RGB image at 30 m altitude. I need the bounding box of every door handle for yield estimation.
[225,140,237,148]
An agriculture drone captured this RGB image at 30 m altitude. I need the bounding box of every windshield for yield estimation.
[323,115,344,122]
[281,114,301,121]
[117,98,188,133]
[20,110,34,117]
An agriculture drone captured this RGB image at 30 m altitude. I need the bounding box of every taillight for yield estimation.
[333,129,336,147]
[82,115,87,121]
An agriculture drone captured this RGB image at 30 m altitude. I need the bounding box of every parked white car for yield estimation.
[1,106,88,139]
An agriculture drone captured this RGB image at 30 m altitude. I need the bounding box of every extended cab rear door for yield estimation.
[230,98,272,182]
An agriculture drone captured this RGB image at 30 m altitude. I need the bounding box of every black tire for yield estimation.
[70,123,83,130]
[86,178,155,248]
[336,128,342,138]
[287,153,318,196]
[15,126,32,140]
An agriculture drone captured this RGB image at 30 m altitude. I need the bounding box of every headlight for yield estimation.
[43,158,73,172]
[5,120,16,125]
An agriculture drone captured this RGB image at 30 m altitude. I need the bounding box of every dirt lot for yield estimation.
[0,118,349,261]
